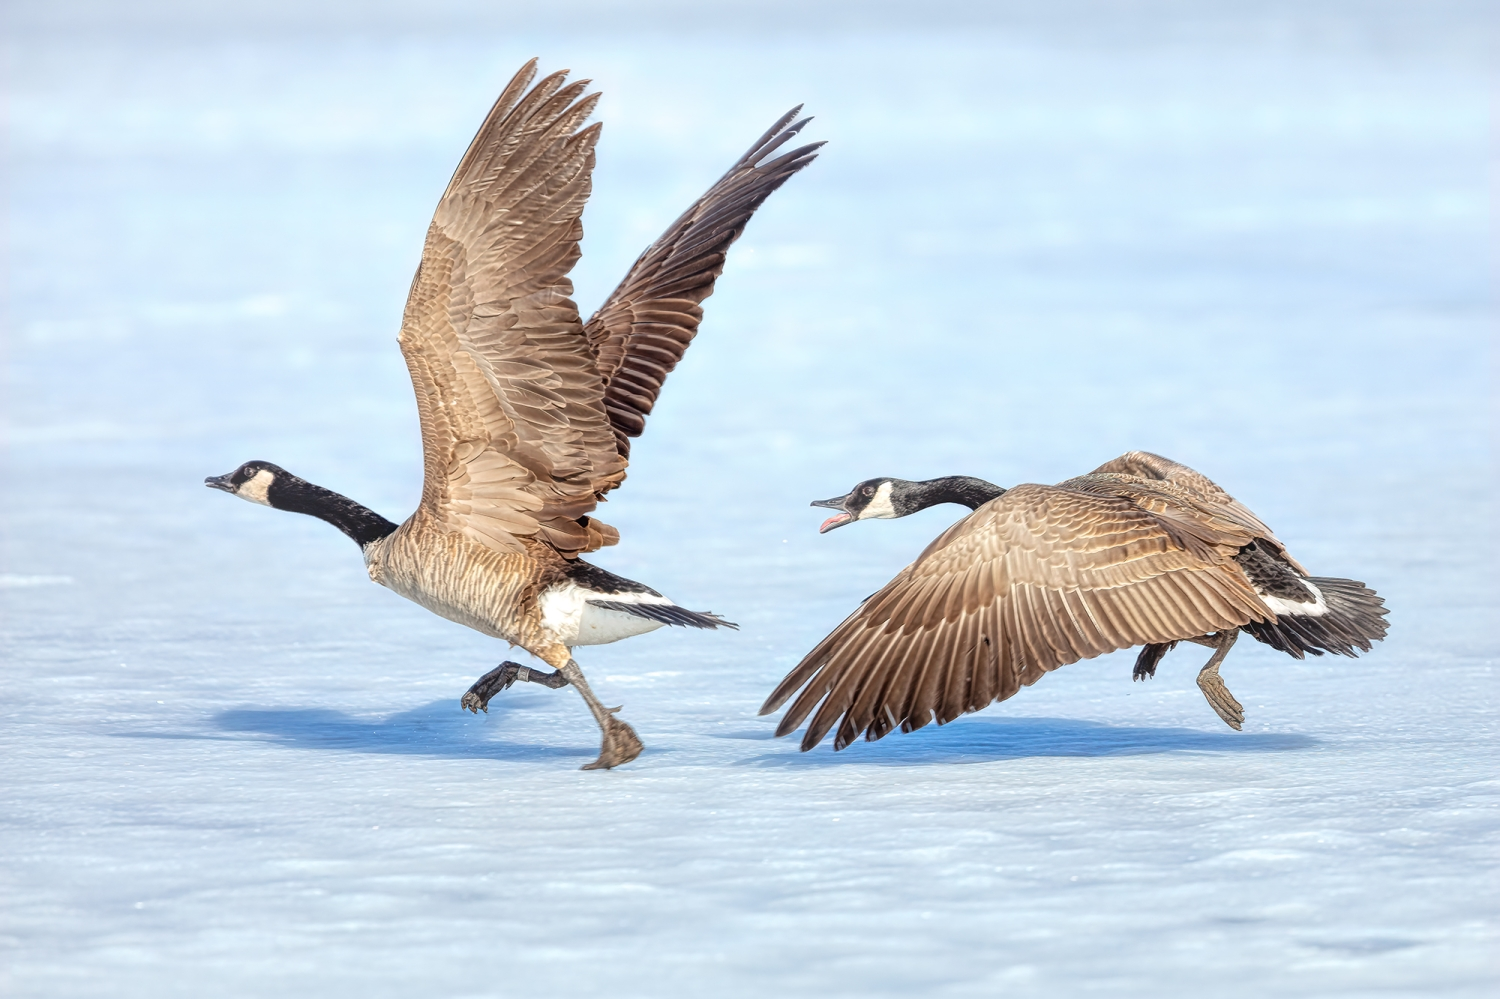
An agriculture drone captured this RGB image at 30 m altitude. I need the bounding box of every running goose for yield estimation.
[761,451,1388,749]
[207,61,822,769]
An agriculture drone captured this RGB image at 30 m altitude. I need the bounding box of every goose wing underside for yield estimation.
[761,483,1271,751]
[583,109,823,467]
[398,60,625,555]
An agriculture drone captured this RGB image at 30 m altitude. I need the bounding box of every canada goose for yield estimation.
[207,61,822,769]
[761,451,1388,750]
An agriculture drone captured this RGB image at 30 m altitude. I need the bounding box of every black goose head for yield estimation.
[205,461,289,507]
[811,478,914,533]
[206,461,398,548]
[811,475,1008,533]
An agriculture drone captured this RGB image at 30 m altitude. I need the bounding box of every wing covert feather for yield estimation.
[1085,450,1305,573]
[399,61,625,555]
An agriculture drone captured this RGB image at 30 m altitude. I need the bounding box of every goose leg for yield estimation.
[1195,630,1244,731]
[461,661,568,714]
[558,659,643,771]
[1132,641,1178,680]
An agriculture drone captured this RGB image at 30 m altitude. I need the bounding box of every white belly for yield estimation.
[574,602,668,645]
[538,582,672,647]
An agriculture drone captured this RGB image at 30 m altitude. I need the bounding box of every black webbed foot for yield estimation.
[461,661,568,714]
[1133,641,1177,681]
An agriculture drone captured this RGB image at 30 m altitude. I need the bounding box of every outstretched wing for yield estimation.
[760,483,1271,751]
[584,109,823,462]
[399,61,625,556]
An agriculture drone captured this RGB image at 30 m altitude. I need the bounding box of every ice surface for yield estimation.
[3,2,1494,996]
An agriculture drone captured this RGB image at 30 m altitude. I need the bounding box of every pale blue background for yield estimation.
[3,2,1493,996]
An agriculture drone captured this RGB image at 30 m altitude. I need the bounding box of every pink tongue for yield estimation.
[819,513,851,532]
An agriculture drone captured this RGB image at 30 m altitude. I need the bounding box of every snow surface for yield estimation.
[3,2,1494,996]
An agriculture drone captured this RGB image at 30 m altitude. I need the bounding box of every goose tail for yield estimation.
[1242,576,1389,659]
[586,600,737,630]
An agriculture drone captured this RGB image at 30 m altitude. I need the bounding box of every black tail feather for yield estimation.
[587,600,738,631]
[1242,576,1389,659]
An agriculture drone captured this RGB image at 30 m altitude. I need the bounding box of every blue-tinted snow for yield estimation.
[3,2,1493,996]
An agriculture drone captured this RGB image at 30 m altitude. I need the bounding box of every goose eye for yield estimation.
[862,485,875,496]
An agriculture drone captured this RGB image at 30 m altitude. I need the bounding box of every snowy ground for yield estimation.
[3,2,1494,996]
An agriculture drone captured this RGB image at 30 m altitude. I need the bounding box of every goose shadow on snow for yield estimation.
[730,714,1317,767]
[118,696,1317,765]
[119,695,593,764]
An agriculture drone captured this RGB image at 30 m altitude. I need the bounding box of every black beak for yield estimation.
[205,474,236,493]
[810,493,854,533]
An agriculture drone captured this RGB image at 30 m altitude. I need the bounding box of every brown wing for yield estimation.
[584,109,823,462]
[399,60,625,556]
[1084,451,1305,573]
[760,483,1273,751]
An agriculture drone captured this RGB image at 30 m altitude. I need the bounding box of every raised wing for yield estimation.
[1084,451,1305,572]
[399,61,625,556]
[760,483,1272,751]
[584,109,823,461]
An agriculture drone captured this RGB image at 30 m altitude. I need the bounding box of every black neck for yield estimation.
[268,476,399,549]
[908,476,1007,512]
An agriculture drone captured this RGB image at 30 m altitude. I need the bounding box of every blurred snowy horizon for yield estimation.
[3,2,1494,996]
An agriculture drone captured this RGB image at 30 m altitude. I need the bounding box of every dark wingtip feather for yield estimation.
[739,105,822,168]
[586,101,822,469]
[585,600,736,631]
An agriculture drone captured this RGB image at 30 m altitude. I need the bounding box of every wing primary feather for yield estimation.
[777,621,884,737]
[838,640,900,744]
[583,108,822,464]
[439,59,540,201]
[736,105,806,163]
[759,609,862,716]
[802,626,891,749]
[403,63,626,556]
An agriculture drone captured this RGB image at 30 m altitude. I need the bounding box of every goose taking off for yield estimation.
[761,451,1388,750]
[207,61,822,769]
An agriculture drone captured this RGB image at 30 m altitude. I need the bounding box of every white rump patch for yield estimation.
[237,469,276,506]
[1259,580,1328,617]
[539,582,673,647]
[859,481,898,520]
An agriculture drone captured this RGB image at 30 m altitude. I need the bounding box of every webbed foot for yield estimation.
[581,708,644,771]
[1133,641,1177,681]
[557,659,644,770]
[1197,666,1245,730]
[1195,631,1244,730]
[461,661,567,714]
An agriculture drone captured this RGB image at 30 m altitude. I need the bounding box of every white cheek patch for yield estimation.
[237,469,276,506]
[859,481,898,520]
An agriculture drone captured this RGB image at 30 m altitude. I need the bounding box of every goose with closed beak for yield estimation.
[763,451,1388,750]
[207,60,822,769]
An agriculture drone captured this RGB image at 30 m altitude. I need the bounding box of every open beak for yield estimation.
[204,473,235,493]
[811,494,854,533]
